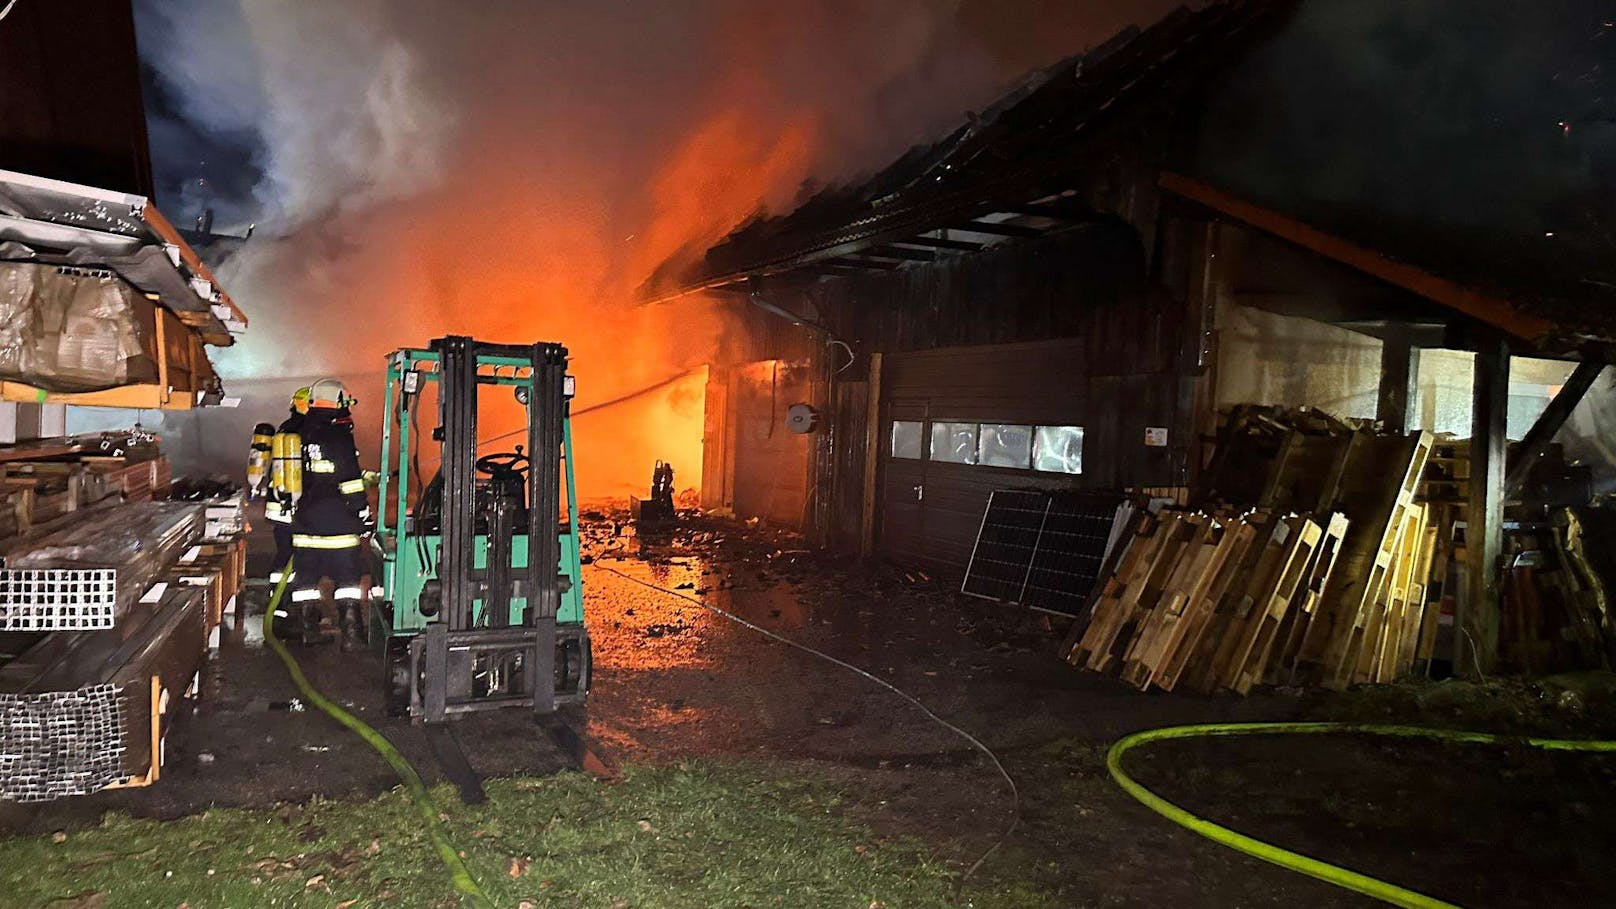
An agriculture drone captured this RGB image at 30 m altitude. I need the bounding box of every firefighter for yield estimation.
[289,378,371,650]
[266,386,311,586]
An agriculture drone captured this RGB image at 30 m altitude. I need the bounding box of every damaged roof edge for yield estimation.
[0,168,249,345]
[635,0,1293,306]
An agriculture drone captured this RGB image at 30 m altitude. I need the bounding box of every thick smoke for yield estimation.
[1197,0,1614,265]
[130,0,1179,496]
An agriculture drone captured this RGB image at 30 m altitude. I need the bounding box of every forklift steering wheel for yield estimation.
[475,446,530,479]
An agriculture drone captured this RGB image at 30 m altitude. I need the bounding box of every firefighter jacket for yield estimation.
[290,406,369,548]
[265,410,305,524]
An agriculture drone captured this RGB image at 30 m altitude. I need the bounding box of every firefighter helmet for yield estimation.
[309,377,356,410]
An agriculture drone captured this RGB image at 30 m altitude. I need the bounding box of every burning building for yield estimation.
[642,0,1616,675]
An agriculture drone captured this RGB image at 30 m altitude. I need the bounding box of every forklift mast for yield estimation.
[374,336,587,722]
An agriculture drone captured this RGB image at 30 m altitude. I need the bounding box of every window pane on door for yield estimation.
[1034,425,1084,474]
[890,420,923,459]
[930,422,979,464]
[978,424,1033,468]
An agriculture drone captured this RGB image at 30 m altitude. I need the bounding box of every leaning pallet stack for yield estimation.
[1069,507,1349,693]
[1068,407,1449,694]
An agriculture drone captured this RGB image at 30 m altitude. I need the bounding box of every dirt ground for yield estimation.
[5,507,1616,907]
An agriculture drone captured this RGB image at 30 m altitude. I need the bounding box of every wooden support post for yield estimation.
[859,352,883,558]
[1462,339,1508,676]
[1376,324,1419,432]
[154,310,170,407]
[1504,361,1604,493]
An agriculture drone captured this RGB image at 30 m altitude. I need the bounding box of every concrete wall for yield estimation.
[1214,301,1381,421]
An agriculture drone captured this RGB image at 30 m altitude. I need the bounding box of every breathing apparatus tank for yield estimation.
[247,422,274,498]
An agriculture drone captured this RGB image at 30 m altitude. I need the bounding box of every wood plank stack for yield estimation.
[168,538,248,633]
[1492,509,1616,674]
[0,453,172,539]
[84,455,172,502]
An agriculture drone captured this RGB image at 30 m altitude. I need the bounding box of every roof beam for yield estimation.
[824,256,901,270]
[1006,200,1096,221]
[894,235,983,252]
[865,245,937,262]
[1159,172,1555,344]
[957,220,1044,238]
[797,264,880,277]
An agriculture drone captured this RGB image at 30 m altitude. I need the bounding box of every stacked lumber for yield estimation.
[84,455,172,502]
[0,454,172,538]
[168,537,248,633]
[1494,508,1616,674]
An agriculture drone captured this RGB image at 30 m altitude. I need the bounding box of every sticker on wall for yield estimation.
[1144,426,1169,447]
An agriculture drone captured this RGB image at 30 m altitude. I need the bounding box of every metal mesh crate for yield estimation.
[0,685,126,802]
[0,568,119,630]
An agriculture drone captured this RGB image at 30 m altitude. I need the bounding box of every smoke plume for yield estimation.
[129,0,1180,495]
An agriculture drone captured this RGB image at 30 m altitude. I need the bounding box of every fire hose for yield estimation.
[264,567,493,908]
[1107,722,1616,908]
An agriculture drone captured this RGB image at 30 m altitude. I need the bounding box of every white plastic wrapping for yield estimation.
[0,262,149,392]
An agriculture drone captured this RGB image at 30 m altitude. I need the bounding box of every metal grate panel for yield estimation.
[0,685,125,802]
[0,569,119,630]
[962,489,1127,614]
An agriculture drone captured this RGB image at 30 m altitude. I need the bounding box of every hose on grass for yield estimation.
[1107,722,1616,908]
[588,561,1019,888]
[264,567,493,909]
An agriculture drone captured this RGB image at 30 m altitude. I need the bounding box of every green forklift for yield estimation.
[371,336,589,723]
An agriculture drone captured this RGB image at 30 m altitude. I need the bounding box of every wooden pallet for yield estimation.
[1311,431,1433,690]
[1266,512,1347,685]
[1154,519,1260,691]
[1227,516,1324,694]
[1183,512,1283,693]
[1120,518,1220,686]
[1074,513,1202,672]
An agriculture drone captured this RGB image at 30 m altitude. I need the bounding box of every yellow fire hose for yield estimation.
[1108,722,1616,908]
[265,567,493,908]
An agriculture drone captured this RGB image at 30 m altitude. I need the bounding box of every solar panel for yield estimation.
[962,489,1131,614]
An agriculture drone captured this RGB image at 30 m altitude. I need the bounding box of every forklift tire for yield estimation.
[383,635,414,718]
[556,632,592,700]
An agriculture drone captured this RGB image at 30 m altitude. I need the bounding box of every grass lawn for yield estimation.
[2,761,1045,909]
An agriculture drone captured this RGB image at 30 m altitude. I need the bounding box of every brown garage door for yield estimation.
[877,340,1089,572]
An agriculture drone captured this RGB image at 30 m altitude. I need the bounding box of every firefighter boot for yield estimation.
[338,599,364,652]
[301,602,326,646]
